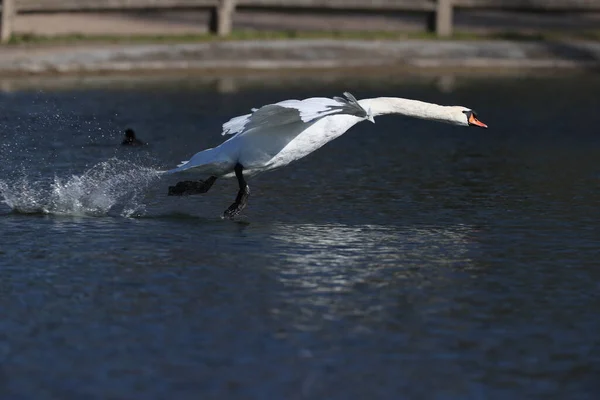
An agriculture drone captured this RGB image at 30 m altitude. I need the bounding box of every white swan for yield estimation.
[166,92,487,218]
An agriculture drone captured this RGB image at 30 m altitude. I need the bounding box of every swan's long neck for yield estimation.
[359,97,454,124]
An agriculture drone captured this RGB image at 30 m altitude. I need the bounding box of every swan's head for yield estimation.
[451,107,488,128]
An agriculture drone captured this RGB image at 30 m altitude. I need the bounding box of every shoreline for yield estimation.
[0,39,598,77]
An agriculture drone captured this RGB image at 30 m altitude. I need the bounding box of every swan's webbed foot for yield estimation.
[168,176,217,196]
[222,163,250,219]
[223,185,250,219]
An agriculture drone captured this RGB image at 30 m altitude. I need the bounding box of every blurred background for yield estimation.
[1,0,599,42]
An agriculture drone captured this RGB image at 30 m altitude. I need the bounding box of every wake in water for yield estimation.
[0,158,162,217]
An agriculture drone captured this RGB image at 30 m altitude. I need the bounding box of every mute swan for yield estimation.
[166,92,487,218]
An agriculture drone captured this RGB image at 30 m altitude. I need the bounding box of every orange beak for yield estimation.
[469,113,488,128]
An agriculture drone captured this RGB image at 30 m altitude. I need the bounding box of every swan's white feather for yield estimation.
[222,113,252,136]
[166,93,477,177]
[221,92,368,137]
[169,92,372,175]
[164,92,486,219]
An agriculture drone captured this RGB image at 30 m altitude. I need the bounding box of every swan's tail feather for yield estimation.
[163,147,234,176]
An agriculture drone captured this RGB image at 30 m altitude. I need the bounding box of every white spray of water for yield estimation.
[0,158,162,217]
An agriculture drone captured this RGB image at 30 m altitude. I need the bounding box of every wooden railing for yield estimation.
[1,0,599,43]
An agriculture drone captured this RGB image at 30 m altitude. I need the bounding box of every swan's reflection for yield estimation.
[267,223,476,331]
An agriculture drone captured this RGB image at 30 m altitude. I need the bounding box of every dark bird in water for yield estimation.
[122,128,145,146]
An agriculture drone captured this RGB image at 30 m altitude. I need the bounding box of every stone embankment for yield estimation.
[0,39,598,76]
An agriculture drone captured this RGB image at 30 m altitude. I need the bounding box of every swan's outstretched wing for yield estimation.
[221,92,372,137]
[173,93,372,174]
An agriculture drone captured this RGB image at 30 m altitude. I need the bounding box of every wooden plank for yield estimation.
[1,0,16,43]
[17,0,219,12]
[18,0,437,12]
[14,0,600,13]
[236,0,437,11]
[453,0,600,10]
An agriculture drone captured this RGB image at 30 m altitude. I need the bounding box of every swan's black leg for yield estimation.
[223,163,250,219]
[168,176,217,196]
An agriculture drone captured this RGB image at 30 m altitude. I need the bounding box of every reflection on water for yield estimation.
[272,223,473,270]
[267,223,475,331]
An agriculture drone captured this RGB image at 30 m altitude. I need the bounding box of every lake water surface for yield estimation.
[0,72,599,399]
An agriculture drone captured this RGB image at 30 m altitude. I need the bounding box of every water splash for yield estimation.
[0,158,162,217]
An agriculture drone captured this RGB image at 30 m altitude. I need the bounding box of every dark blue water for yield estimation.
[0,72,599,399]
